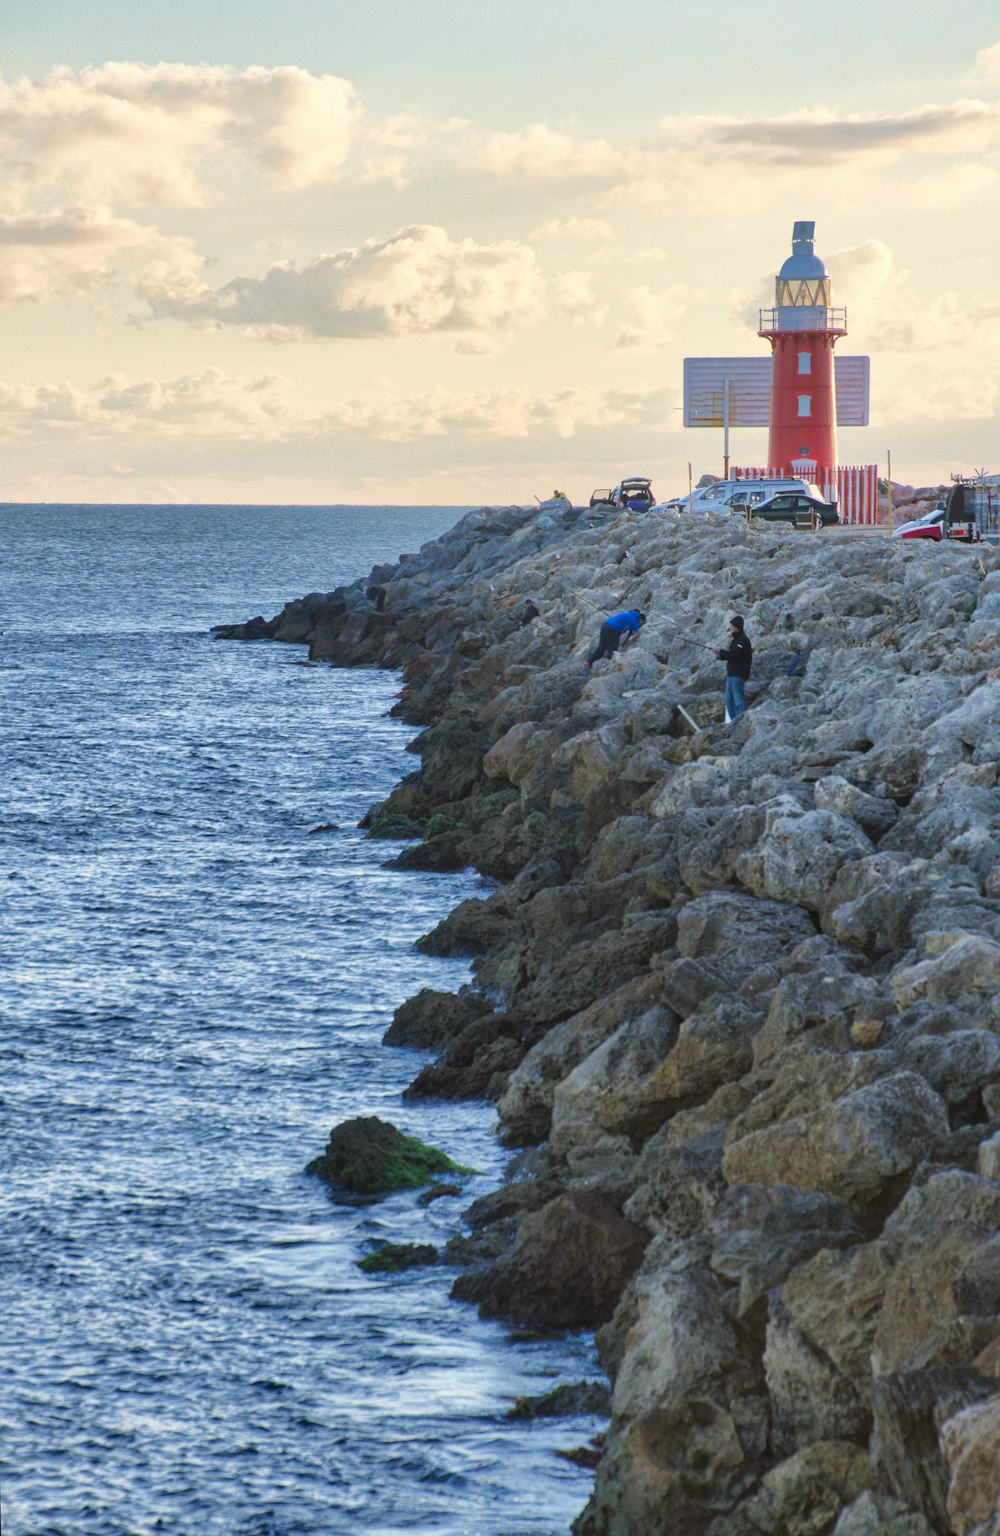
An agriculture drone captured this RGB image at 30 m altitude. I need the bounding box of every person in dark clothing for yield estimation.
[517,599,540,628]
[715,615,752,719]
[365,585,387,612]
[584,609,646,669]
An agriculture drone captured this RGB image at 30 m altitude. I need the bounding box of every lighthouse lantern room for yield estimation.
[758,220,847,479]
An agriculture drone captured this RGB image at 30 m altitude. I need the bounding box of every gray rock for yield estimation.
[451,1188,647,1329]
[723,1070,950,1207]
[831,1491,935,1536]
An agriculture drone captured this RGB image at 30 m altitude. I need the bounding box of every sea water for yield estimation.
[0,505,599,1536]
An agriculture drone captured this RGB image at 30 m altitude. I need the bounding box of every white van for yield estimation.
[657,478,823,516]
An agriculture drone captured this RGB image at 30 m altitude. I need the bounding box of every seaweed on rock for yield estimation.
[306,1115,475,1196]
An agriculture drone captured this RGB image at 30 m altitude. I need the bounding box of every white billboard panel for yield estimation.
[683,358,771,428]
[834,356,870,426]
[684,355,870,427]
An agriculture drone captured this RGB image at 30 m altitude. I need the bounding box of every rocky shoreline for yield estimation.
[216,500,1000,1536]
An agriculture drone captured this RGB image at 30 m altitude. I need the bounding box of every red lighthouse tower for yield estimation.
[758,221,846,479]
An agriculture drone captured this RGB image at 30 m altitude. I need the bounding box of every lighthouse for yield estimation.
[758,221,846,480]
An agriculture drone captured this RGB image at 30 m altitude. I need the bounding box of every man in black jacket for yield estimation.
[715,615,752,720]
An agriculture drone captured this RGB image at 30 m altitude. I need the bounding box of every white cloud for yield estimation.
[972,42,1000,80]
[615,283,694,349]
[833,239,985,351]
[732,238,1000,355]
[469,99,1000,215]
[0,206,180,302]
[554,270,608,327]
[476,124,629,182]
[685,100,1000,164]
[0,368,675,446]
[0,63,356,207]
[531,217,613,241]
[886,371,998,422]
[355,109,469,189]
[357,153,412,190]
[910,160,999,209]
[364,109,468,151]
[0,380,90,424]
[0,368,313,443]
[136,224,549,344]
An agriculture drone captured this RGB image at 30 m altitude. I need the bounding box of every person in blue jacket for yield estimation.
[715,614,752,719]
[584,609,646,669]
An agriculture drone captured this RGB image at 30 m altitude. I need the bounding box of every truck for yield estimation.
[944,473,1000,543]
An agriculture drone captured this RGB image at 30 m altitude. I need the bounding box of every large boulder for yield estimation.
[450,1188,647,1328]
[722,1071,950,1207]
[497,973,664,1146]
[735,806,875,913]
[737,1440,870,1536]
[764,1240,896,1453]
[940,1391,1000,1536]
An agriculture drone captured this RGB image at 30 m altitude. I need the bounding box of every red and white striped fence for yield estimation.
[733,463,879,524]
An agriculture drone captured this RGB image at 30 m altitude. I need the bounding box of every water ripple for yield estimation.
[0,506,599,1536]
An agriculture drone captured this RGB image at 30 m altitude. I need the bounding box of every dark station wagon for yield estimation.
[750,491,840,528]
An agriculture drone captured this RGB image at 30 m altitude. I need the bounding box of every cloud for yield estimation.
[615,283,694,349]
[972,42,1000,80]
[691,100,1000,164]
[476,124,629,182]
[355,108,469,189]
[0,380,91,424]
[0,368,309,442]
[0,368,675,446]
[364,109,468,151]
[911,160,999,208]
[531,217,613,241]
[135,224,549,344]
[0,63,356,206]
[0,206,179,302]
[886,371,998,422]
[95,367,301,437]
[832,239,984,350]
[554,270,608,327]
[731,238,1000,355]
[471,99,1000,213]
[357,153,412,190]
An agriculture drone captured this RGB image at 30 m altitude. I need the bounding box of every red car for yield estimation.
[892,508,945,541]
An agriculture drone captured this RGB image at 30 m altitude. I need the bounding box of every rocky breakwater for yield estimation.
[216,501,1000,1535]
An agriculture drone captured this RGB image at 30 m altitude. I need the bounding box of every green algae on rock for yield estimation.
[306,1115,475,1196]
[506,1380,612,1420]
[357,1242,439,1274]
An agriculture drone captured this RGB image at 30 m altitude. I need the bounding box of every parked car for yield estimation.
[750,491,840,527]
[661,477,822,516]
[611,477,655,511]
[891,508,945,541]
[725,487,771,513]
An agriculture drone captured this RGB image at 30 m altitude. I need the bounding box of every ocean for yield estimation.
[0,504,599,1536]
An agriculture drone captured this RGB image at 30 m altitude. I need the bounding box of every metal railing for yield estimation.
[758,306,847,335]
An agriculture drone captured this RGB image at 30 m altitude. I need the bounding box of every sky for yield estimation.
[3,0,1000,505]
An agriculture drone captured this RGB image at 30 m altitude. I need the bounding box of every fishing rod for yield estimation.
[663,622,718,653]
